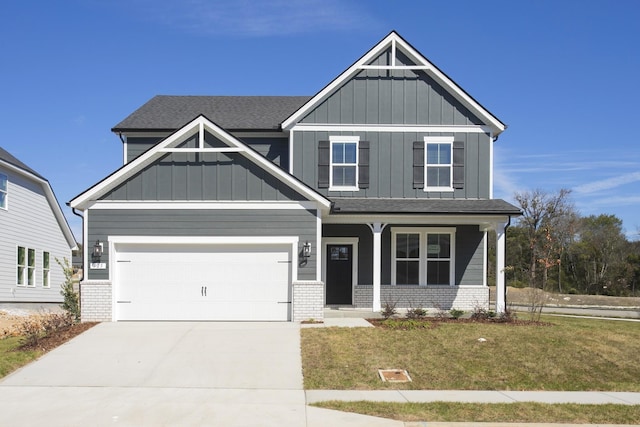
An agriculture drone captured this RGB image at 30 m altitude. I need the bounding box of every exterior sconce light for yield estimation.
[92,240,103,259]
[302,241,312,258]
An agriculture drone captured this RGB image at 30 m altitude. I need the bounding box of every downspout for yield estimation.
[71,207,84,314]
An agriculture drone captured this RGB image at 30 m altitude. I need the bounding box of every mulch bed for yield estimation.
[18,322,98,353]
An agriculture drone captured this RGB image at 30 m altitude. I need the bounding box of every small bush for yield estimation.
[9,312,75,347]
[449,309,464,319]
[406,306,427,319]
[381,300,398,319]
[56,258,80,322]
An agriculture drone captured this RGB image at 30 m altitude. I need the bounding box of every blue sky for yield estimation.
[2,0,639,240]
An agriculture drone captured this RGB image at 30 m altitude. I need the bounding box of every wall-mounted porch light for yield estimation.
[92,240,103,259]
[302,241,312,258]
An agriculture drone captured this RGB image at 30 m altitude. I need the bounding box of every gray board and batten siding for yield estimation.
[294,131,491,199]
[86,209,318,281]
[126,135,290,169]
[323,224,485,286]
[103,146,303,202]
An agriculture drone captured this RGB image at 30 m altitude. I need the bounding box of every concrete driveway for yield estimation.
[0,322,398,427]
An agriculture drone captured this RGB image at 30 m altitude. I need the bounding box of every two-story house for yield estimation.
[70,31,520,322]
[0,147,77,308]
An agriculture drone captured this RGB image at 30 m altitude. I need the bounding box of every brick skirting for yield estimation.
[354,285,488,311]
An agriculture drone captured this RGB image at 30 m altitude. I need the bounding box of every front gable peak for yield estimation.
[282,31,505,135]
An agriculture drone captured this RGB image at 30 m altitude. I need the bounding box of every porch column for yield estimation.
[368,222,386,312]
[495,222,507,314]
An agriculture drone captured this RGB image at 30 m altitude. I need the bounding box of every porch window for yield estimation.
[0,173,7,209]
[392,228,455,286]
[329,136,359,190]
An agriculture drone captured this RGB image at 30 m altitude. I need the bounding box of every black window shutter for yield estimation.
[358,141,369,189]
[413,141,424,189]
[452,141,465,189]
[318,140,330,188]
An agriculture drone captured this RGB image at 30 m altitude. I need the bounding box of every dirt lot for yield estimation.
[491,286,640,308]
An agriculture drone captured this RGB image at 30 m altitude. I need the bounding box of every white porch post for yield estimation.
[368,222,386,312]
[495,222,507,314]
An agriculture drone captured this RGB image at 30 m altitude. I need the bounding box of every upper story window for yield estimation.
[425,136,453,191]
[413,137,464,192]
[330,136,359,190]
[0,173,7,209]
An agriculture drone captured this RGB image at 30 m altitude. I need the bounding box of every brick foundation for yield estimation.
[80,280,113,322]
[354,285,488,311]
[292,280,324,322]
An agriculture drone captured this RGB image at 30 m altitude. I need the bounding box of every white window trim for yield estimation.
[329,135,359,191]
[391,227,456,286]
[0,173,7,210]
[424,136,454,192]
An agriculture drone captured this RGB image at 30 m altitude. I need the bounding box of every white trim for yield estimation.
[482,230,488,287]
[424,136,454,192]
[281,32,505,136]
[70,116,331,211]
[109,235,299,245]
[88,201,320,210]
[329,135,359,191]
[489,131,494,199]
[290,124,491,134]
[322,237,359,306]
[391,227,456,286]
[289,129,295,175]
[323,214,512,227]
[122,134,128,165]
[316,211,322,281]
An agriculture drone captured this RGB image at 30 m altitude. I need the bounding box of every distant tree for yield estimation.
[566,214,628,295]
[514,189,576,290]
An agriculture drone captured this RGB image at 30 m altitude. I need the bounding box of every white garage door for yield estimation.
[114,243,291,321]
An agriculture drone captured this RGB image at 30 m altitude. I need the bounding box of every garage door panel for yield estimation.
[115,243,291,321]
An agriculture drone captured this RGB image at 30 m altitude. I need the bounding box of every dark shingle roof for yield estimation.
[330,198,521,215]
[0,146,45,180]
[112,95,312,132]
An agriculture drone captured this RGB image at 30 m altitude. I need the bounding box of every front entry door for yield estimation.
[326,244,353,305]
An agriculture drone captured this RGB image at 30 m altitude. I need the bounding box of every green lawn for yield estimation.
[313,401,640,424]
[301,315,640,391]
[0,336,41,378]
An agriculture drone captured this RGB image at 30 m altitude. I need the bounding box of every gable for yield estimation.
[70,116,331,210]
[282,31,505,135]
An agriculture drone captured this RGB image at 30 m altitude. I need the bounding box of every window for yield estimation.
[0,173,7,209]
[27,248,36,286]
[425,137,453,190]
[43,251,50,288]
[17,247,26,285]
[392,228,455,286]
[330,136,358,190]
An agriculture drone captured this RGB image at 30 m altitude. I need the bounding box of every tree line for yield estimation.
[491,189,640,296]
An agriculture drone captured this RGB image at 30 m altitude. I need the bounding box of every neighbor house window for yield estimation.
[392,228,455,286]
[17,247,26,285]
[43,251,50,288]
[330,136,359,190]
[425,136,453,191]
[0,173,7,209]
[28,248,36,286]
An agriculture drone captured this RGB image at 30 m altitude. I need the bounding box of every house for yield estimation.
[0,147,77,309]
[69,31,520,322]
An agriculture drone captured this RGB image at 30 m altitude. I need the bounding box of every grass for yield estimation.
[301,315,640,390]
[0,336,41,378]
[313,401,640,424]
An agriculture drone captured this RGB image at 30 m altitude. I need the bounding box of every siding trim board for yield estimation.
[290,124,492,134]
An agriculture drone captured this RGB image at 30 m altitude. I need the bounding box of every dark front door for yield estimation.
[326,244,353,305]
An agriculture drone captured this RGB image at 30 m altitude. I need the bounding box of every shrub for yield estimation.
[56,258,80,322]
[406,306,427,319]
[449,309,464,319]
[381,300,398,319]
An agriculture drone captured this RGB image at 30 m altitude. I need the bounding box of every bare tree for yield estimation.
[514,189,576,290]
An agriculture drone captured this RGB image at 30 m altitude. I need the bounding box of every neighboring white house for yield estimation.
[0,147,77,309]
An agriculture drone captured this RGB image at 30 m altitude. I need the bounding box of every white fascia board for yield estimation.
[88,201,321,211]
[322,213,513,227]
[282,32,505,136]
[70,115,331,211]
[108,235,299,245]
[290,124,491,134]
[0,159,77,249]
